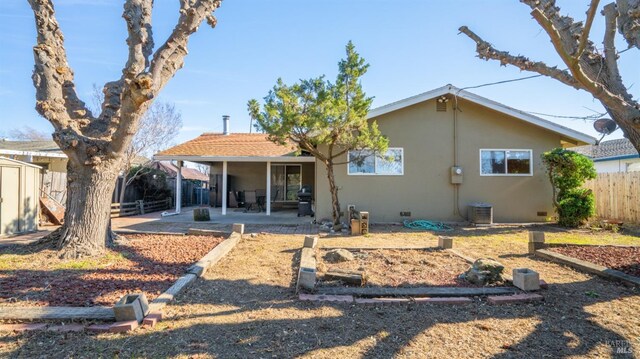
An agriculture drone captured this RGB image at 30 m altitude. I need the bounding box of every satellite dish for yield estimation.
[593,118,617,135]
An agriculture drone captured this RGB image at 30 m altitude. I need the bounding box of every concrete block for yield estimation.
[47,324,85,333]
[438,236,453,249]
[512,268,541,291]
[109,320,139,333]
[0,323,47,332]
[232,223,245,235]
[86,324,111,333]
[114,294,147,323]
[413,297,473,305]
[303,235,318,248]
[487,293,544,305]
[297,267,316,291]
[528,231,545,243]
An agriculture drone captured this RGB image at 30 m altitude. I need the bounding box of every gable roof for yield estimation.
[367,84,596,145]
[154,133,311,162]
[0,140,66,158]
[570,138,639,161]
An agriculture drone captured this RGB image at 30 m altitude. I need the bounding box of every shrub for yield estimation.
[542,148,596,227]
[557,188,595,227]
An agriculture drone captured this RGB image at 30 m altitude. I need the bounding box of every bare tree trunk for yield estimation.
[325,161,342,226]
[47,161,119,258]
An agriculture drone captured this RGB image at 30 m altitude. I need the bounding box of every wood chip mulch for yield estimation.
[0,234,223,307]
[550,245,640,277]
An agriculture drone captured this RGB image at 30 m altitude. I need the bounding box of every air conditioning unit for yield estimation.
[468,203,493,225]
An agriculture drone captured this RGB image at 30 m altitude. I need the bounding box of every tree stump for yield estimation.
[193,208,210,221]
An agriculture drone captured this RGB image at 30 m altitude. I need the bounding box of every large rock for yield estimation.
[324,249,354,263]
[463,258,504,286]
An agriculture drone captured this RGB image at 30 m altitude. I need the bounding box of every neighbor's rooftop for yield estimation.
[571,138,639,161]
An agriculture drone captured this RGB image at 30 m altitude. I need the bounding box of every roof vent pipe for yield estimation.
[222,115,230,135]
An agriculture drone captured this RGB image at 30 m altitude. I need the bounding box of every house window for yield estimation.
[348,148,404,175]
[480,149,532,176]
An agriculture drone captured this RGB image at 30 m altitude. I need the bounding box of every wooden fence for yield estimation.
[110,198,172,218]
[41,171,67,204]
[584,172,640,223]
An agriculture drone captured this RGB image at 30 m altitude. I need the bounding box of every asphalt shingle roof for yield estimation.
[0,140,63,154]
[570,138,639,160]
[155,133,298,158]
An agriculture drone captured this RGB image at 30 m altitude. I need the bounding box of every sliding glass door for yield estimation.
[271,164,302,202]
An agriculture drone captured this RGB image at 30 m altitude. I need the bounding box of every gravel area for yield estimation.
[317,248,480,287]
[0,234,223,307]
[1,228,639,358]
[550,245,640,277]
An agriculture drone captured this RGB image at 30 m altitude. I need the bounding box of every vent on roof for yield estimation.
[436,96,448,112]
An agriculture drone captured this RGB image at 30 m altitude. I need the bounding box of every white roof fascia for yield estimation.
[0,149,68,159]
[367,84,596,145]
[0,156,44,169]
[153,155,316,163]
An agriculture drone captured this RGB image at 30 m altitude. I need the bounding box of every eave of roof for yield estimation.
[0,149,67,159]
[367,84,596,145]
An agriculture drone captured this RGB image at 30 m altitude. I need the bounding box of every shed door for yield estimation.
[0,166,21,236]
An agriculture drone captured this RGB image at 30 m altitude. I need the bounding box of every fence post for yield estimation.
[136,200,145,215]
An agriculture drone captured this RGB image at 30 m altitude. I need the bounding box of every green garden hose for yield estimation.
[403,219,453,232]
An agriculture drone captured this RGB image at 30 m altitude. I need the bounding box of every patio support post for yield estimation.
[222,161,228,215]
[176,160,183,214]
[266,161,271,216]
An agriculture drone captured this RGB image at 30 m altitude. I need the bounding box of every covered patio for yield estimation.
[154,129,316,220]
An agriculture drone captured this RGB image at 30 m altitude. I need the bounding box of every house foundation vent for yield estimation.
[468,203,493,225]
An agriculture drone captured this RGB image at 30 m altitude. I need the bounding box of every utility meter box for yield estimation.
[451,166,463,184]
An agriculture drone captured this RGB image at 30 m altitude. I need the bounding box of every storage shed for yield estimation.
[0,157,41,236]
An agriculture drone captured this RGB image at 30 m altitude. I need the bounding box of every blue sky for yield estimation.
[0,0,638,145]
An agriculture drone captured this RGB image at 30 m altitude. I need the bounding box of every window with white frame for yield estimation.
[480,149,532,176]
[348,148,404,175]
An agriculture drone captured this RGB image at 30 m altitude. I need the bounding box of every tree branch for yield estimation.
[123,0,154,78]
[616,0,640,49]
[149,0,222,92]
[458,26,582,90]
[28,0,93,131]
[602,3,624,88]
[576,0,601,58]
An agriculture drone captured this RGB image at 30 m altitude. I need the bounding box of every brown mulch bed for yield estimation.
[550,245,640,277]
[0,234,224,307]
[317,248,481,287]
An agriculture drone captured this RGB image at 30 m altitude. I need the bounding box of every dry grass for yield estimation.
[1,226,639,358]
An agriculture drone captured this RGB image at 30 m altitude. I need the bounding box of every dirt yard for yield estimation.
[551,245,640,277]
[317,248,480,287]
[1,225,639,358]
[0,234,224,307]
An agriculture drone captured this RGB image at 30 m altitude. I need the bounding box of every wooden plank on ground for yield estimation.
[39,196,64,225]
[315,286,517,297]
[0,306,114,321]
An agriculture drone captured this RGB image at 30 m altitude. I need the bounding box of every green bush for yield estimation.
[557,188,595,227]
[542,148,596,227]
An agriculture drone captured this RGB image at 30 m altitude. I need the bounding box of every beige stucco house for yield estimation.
[155,85,595,223]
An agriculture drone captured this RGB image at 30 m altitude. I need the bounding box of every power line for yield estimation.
[457,74,544,92]
[523,110,606,121]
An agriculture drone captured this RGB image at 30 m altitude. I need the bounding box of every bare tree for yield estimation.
[3,126,50,141]
[28,0,222,258]
[460,0,640,152]
[194,163,210,177]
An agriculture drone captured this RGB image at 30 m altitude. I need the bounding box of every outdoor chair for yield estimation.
[244,190,259,212]
[256,189,266,211]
